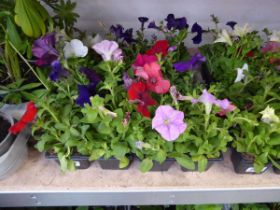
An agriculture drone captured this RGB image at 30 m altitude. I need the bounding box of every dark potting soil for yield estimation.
[0,116,11,143]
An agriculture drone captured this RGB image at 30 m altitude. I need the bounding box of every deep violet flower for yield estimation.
[123,28,135,43]
[138,17,149,30]
[128,81,157,118]
[76,85,92,107]
[92,40,123,61]
[80,67,101,87]
[165,14,188,30]
[226,21,237,30]
[49,60,69,81]
[191,23,203,44]
[76,68,101,107]
[148,21,160,30]
[173,53,206,72]
[32,33,58,66]
[152,105,187,141]
[110,24,124,39]
[146,40,169,57]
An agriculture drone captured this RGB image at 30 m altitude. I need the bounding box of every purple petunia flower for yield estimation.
[76,85,92,107]
[49,60,69,81]
[152,105,187,141]
[226,21,237,30]
[122,28,135,43]
[76,68,101,107]
[138,17,149,30]
[165,14,188,30]
[191,23,203,44]
[148,21,160,30]
[110,24,124,39]
[173,53,206,72]
[123,72,134,89]
[80,67,101,87]
[32,33,58,67]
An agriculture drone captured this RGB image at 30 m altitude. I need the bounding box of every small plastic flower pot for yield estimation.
[180,154,224,172]
[0,111,15,156]
[98,156,133,170]
[272,162,280,174]
[45,152,91,169]
[0,127,30,180]
[150,158,175,171]
[231,149,270,174]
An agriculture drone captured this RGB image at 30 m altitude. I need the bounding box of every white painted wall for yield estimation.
[74,0,280,44]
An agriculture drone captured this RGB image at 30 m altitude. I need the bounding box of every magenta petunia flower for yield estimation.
[152,105,187,141]
[92,40,123,61]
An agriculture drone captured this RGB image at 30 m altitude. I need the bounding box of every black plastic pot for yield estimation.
[45,152,91,169]
[231,149,270,174]
[98,156,133,170]
[180,154,224,172]
[272,161,280,174]
[150,158,175,171]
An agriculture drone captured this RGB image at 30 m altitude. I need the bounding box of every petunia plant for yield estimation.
[169,87,236,171]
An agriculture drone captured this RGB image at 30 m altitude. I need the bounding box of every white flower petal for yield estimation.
[234,63,248,83]
[63,42,74,59]
[233,23,251,37]
[70,39,88,58]
[270,31,280,42]
[214,29,233,46]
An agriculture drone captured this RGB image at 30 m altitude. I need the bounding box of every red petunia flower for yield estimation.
[128,81,156,117]
[136,62,170,94]
[132,53,158,70]
[9,102,38,135]
[146,40,169,57]
[246,51,254,57]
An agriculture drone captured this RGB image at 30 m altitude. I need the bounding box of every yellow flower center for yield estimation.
[164,119,169,125]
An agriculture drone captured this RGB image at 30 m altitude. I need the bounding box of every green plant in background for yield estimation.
[176,204,223,210]
[14,0,49,38]
[231,108,280,173]
[42,0,80,35]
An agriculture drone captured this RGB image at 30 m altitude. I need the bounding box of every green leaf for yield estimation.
[112,144,129,158]
[139,158,153,173]
[89,149,105,160]
[154,150,166,164]
[70,127,80,137]
[176,156,195,170]
[58,153,68,172]
[198,156,208,172]
[119,156,129,168]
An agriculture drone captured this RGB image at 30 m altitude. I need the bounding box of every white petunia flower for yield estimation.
[233,23,252,37]
[214,29,233,46]
[260,106,280,124]
[269,31,280,42]
[63,39,88,59]
[234,63,248,83]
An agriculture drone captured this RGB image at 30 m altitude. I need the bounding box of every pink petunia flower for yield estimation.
[215,99,236,116]
[135,62,170,94]
[152,105,187,141]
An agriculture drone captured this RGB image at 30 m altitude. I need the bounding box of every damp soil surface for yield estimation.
[0,116,11,143]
